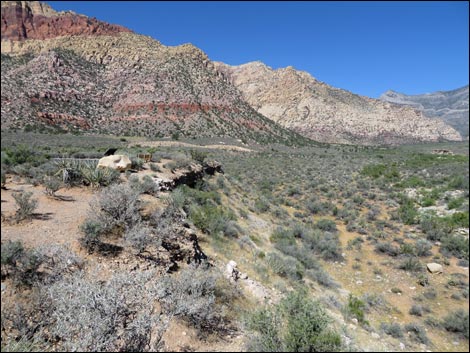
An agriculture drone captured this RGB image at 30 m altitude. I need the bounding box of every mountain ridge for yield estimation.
[214,61,462,145]
[380,85,469,138]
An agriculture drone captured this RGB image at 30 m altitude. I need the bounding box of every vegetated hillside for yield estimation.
[0,1,308,146]
[1,131,469,352]
[214,61,462,145]
[380,85,469,139]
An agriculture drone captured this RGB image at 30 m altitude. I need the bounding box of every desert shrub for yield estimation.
[156,264,226,333]
[129,175,158,195]
[124,224,158,255]
[315,219,337,232]
[420,214,453,241]
[441,310,469,339]
[375,242,400,256]
[409,304,424,316]
[189,203,235,236]
[89,183,141,233]
[380,322,403,338]
[447,197,465,210]
[149,162,161,172]
[266,252,304,281]
[414,238,432,257]
[0,240,43,286]
[189,149,208,163]
[0,335,46,352]
[12,191,38,222]
[43,175,62,197]
[441,235,469,260]
[254,197,271,213]
[301,230,343,262]
[417,274,430,287]
[130,156,144,170]
[398,256,423,272]
[2,145,39,166]
[448,175,469,190]
[398,196,418,225]
[361,293,389,313]
[79,219,106,253]
[306,199,324,215]
[47,269,161,351]
[404,323,430,344]
[399,242,414,255]
[306,268,339,288]
[344,294,368,325]
[246,289,342,352]
[423,288,437,300]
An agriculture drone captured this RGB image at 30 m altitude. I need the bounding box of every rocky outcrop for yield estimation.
[1,1,131,41]
[380,85,469,139]
[97,155,132,172]
[214,61,462,145]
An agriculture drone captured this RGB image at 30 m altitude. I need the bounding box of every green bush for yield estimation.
[189,149,208,163]
[398,196,418,225]
[345,294,368,325]
[315,219,337,232]
[246,290,342,352]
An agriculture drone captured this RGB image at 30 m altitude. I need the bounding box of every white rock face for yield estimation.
[214,61,462,145]
[427,263,443,274]
[97,155,131,171]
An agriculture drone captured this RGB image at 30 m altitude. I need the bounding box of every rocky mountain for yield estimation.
[1,1,305,145]
[380,85,469,139]
[214,62,462,145]
[1,1,463,146]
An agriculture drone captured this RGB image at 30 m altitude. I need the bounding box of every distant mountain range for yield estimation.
[214,62,462,145]
[0,1,463,145]
[380,85,469,139]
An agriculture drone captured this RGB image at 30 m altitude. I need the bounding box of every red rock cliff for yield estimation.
[1,1,132,41]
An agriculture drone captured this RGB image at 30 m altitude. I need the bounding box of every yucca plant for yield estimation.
[80,162,119,188]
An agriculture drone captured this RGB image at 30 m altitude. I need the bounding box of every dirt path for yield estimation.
[129,140,254,152]
[1,179,95,251]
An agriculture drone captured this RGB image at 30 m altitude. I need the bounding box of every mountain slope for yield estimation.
[380,85,469,139]
[214,61,462,145]
[0,1,307,145]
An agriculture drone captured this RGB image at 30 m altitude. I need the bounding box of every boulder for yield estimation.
[427,263,443,274]
[225,260,239,281]
[97,155,131,171]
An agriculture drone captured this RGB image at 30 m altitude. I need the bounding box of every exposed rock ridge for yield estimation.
[214,61,462,145]
[380,85,469,139]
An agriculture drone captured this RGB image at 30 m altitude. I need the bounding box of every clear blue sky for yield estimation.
[46,1,469,98]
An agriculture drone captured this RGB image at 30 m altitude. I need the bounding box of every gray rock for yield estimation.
[427,263,443,274]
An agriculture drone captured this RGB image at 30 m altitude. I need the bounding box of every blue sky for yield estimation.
[46,1,468,98]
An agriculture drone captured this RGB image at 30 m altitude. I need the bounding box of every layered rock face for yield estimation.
[1,1,131,41]
[1,1,301,144]
[380,85,469,139]
[214,62,462,145]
